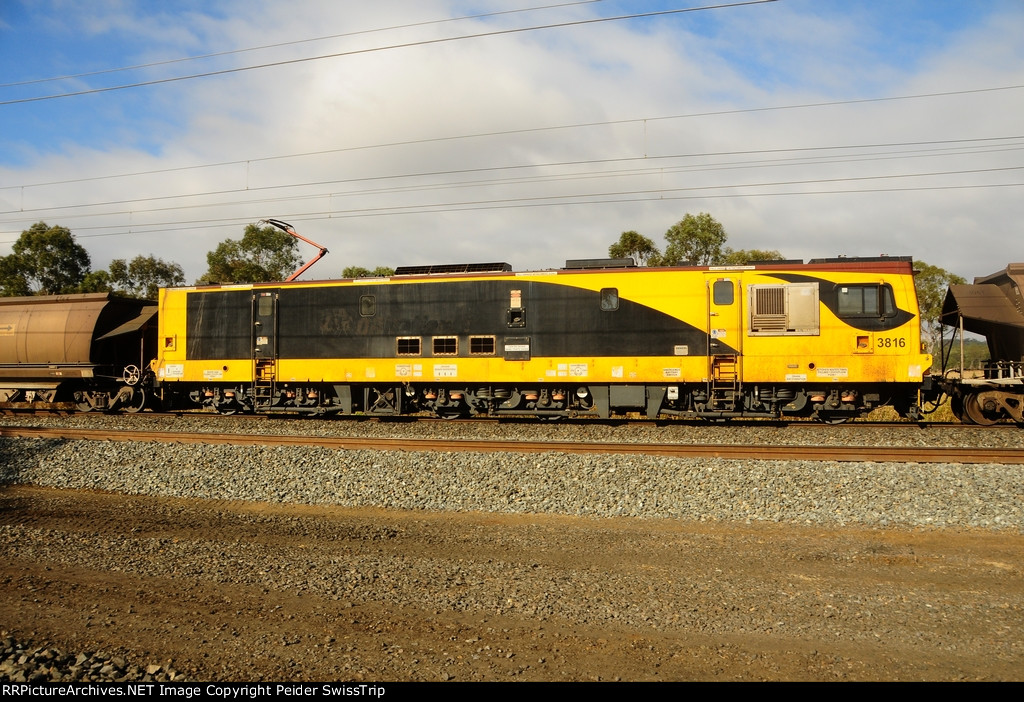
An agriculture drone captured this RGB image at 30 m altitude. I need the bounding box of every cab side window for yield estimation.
[836,284,896,317]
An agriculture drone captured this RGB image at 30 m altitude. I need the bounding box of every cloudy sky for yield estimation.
[1,0,1022,284]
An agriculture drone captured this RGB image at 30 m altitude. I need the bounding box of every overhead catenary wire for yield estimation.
[5,165,1021,243]
[0,1,777,105]
[4,100,1022,192]
[2,135,1021,223]
[0,1,607,89]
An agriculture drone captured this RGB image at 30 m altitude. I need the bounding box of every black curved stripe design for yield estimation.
[185,280,735,360]
[767,273,915,332]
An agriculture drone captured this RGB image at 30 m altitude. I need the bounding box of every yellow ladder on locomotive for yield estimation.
[710,354,739,410]
[254,358,276,410]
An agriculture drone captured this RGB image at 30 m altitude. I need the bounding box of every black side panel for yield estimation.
[275,280,724,359]
[526,281,713,356]
[187,290,251,360]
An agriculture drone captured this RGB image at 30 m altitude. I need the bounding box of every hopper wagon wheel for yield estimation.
[74,391,95,413]
[963,393,999,426]
[949,394,967,422]
[125,388,147,413]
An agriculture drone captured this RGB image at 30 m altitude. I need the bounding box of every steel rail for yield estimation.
[3,409,1020,430]
[2,426,1022,464]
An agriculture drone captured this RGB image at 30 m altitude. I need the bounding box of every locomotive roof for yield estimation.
[179,255,917,291]
[376,255,918,280]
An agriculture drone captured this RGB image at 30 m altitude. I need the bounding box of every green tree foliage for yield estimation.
[0,255,32,296]
[0,222,91,296]
[720,248,784,265]
[914,260,967,351]
[660,213,728,266]
[608,230,661,266]
[78,270,113,294]
[342,266,396,278]
[108,255,185,299]
[198,223,304,284]
[607,214,785,269]
[940,338,989,372]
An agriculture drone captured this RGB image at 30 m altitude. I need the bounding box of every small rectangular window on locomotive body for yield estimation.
[257,293,274,317]
[712,280,734,305]
[600,288,619,311]
[469,336,496,355]
[432,336,458,356]
[360,295,376,317]
[396,337,421,355]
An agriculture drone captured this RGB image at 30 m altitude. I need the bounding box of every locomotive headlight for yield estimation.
[576,386,590,399]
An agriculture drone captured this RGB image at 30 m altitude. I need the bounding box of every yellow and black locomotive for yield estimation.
[151,256,932,421]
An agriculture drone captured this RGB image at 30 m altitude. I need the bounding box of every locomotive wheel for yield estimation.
[437,409,468,420]
[814,412,850,424]
[963,394,999,426]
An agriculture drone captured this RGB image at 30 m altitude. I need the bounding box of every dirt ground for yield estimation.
[1,485,1022,682]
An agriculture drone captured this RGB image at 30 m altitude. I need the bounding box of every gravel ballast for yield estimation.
[4,412,1024,448]
[3,415,1023,682]
[2,433,1021,530]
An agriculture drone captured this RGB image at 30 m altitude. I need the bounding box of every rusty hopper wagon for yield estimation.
[939,263,1024,425]
[0,293,157,412]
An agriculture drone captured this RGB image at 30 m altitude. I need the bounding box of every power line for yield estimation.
[3,135,1021,220]
[5,113,1022,192]
[4,165,1020,242]
[19,181,1024,243]
[4,134,1019,216]
[0,1,777,105]
[0,1,606,88]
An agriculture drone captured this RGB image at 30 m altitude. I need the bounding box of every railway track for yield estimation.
[2,425,1022,464]
[4,407,1020,430]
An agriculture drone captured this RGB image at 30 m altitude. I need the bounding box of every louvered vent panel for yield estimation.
[755,287,786,315]
[751,286,787,331]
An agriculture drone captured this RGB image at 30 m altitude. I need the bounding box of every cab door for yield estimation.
[705,275,743,409]
[252,289,279,409]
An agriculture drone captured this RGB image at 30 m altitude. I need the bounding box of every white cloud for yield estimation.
[1,0,1022,283]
